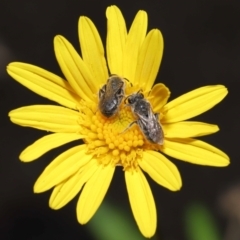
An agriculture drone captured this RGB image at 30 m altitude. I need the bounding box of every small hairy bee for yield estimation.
[125,92,164,145]
[98,75,126,118]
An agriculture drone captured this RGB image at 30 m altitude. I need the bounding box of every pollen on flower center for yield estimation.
[78,102,146,170]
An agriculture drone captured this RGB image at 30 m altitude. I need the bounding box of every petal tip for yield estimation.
[54,35,65,45]
[6,62,21,76]
[222,157,230,166]
[171,177,182,191]
[106,5,121,17]
[137,10,147,19]
[218,85,228,97]
[49,199,60,210]
[33,179,46,193]
[19,154,27,162]
[33,184,40,193]
[78,15,88,24]
[175,182,182,191]
[7,62,19,69]
[6,63,13,71]
[77,214,87,225]
[19,152,35,162]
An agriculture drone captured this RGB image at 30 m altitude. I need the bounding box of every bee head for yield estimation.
[126,91,144,105]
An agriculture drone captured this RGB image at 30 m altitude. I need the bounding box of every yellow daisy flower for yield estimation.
[7,5,229,238]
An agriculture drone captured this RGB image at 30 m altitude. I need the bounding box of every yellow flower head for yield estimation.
[7,5,229,238]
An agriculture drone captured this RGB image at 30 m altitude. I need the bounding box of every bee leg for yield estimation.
[120,121,137,134]
[98,85,106,99]
[154,113,160,120]
[122,104,131,110]
[154,113,162,126]
[94,108,99,114]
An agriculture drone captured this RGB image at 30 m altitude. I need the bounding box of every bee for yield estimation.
[98,74,126,118]
[125,92,164,145]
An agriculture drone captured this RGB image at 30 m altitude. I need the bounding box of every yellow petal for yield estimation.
[163,121,219,138]
[54,35,96,101]
[106,5,127,75]
[49,159,98,209]
[135,29,163,91]
[139,151,182,191]
[20,133,85,162]
[34,145,92,193]
[123,10,147,83]
[9,105,80,133]
[79,17,108,86]
[7,62,81,110]
[148,83,170,112]
[77,163,115,224]
[125,169,156,238]
[162,138,230,166]
[162,85,228,123]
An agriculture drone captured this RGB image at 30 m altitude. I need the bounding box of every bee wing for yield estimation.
[137,108,156,130]
[153,113,164,145]
[136,106,152,129]
[109,77,125,94]
[138,110,164,145]
[134,100,151,121]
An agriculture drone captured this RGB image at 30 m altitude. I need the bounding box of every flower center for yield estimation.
[78,100,151,170]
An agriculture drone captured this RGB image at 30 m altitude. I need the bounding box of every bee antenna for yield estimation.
[123,77,133,87]
[124,95,130,104]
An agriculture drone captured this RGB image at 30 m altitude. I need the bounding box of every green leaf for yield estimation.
[87,200,156,240]
[184,202,221,240]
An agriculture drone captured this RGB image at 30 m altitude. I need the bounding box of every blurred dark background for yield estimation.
[0,0,239,239]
